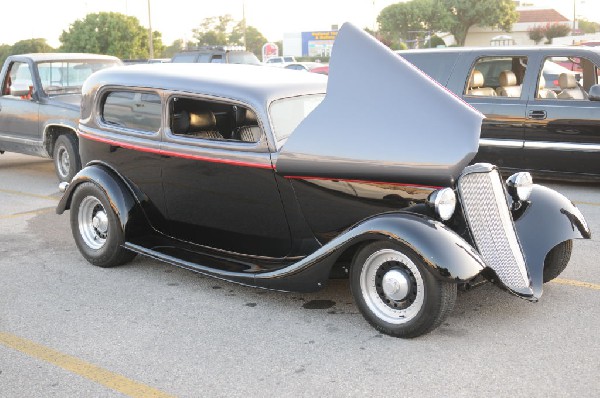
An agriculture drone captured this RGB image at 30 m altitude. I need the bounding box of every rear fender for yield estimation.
[56,164,145,238]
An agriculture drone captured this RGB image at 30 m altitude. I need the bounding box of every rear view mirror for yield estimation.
[588,84,600,101]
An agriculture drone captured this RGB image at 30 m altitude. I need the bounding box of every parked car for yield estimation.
[265,56,296,65]
[0,53,122,181]
[171,46,261,65]
[400,46,600,180]
[57,23,590,338]
[284,62,329,75]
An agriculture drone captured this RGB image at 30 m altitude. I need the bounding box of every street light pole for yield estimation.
[147,0,154,59]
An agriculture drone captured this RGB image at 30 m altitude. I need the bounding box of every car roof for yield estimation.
[83,63,327,107]
[13,53,121,62]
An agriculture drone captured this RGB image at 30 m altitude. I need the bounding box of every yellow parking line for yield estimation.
[0,188,59,201]
[573,201,600,207]
[552,278,600,290]
[0,208,54,220]
[0,332,175,398]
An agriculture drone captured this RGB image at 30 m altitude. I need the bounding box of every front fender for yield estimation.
[56,164,139,236]
[254,212,486,291]
[515,184,591,296]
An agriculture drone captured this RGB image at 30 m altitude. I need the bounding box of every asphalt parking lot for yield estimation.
[1,152,599,397]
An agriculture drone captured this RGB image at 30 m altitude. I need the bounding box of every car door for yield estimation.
[160,94,292,258]
[0,61,41,149]
[523,54,600,176]
[451,54,530,171]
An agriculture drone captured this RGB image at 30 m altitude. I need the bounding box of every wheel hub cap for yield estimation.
[382,269,410,301]
[92,211,108,234]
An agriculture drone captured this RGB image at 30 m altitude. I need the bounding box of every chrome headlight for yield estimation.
[506,172,533,201]
[427,188,456,221]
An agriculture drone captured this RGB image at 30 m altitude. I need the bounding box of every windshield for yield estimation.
[37,60,120,95]
[269,94,325,142]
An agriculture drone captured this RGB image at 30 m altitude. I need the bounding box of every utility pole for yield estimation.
[242,0,247,48]
[148,0,154,59]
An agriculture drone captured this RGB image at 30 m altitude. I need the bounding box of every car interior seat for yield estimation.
[171,109,223,139]
[496,70,522,97]
[557,73,585,100]
[233,106,262,142]
[537,75,558,99]
[468,70,497,96]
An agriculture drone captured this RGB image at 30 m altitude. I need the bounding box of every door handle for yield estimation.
[527,110,547,120]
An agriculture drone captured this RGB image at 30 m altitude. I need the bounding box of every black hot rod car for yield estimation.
[57,23,590,338]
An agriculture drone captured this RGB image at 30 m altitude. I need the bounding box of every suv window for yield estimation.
[537,56,599,100]
[465,56,527,98]
[169,97,262,143]
[102,90,161,133]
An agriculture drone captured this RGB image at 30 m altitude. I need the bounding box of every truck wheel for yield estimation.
[70,182,136,268]
[53,134,81,182]
[543,240,573,283]
[350,241,456,338]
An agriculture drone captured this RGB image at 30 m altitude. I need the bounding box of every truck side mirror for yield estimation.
[589,84,600,101]
[10,84,31,97]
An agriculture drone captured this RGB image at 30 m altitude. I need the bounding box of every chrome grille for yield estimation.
[457,165,531,294]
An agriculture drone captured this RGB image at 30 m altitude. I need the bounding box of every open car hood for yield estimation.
[277,23,484,187]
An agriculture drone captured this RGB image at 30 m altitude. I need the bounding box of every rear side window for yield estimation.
[466,56,527,98]
[102,90,161,133]
[400,52,460,85]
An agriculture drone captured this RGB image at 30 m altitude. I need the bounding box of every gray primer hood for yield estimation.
[277,23,484,187]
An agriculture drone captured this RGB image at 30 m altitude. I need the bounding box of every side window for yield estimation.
[2,62,34,99]
[465,56,527,98]
[196,53,212,63]
[210,55,223,63]
[102,90,161,133]
[538,56,598,100]
[169,97,261,143]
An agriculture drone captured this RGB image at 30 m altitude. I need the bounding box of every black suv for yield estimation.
[171,46,261,65]
[400,46,600,180]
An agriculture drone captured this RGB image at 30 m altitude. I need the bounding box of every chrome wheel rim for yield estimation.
[57,146,70,178]
[78,196,108,250]
[360,249,424,324]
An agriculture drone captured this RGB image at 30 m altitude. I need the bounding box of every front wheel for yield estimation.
[53,134,81,183]
[350,241,456,338]
[70,182,136,267]
[543,240,573,283]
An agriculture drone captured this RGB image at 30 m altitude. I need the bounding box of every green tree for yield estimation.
[378,0,518,47]
[229,22,268,56]
[578,19,600,34]
[0,44,12,64]
[442,0,518,46]
[59,12,163,59]
[544,23,571,44]
[10,38,54,55]
[193,15,234,46]
[528,25,546,45]
[163,39,184,58]
[378,0,448,48]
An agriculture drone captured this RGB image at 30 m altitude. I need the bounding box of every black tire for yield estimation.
[543,240,573,283]
[53,134,81,183]
[70,182,136,268]
[350,241,456,338]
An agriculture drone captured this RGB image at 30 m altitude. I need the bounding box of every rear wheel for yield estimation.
[543,240,572,283]
[350,241,456,338]
[53,134,81,183]
[70,182,136,267]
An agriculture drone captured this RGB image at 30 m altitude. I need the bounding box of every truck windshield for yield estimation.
[37,60,120,95]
